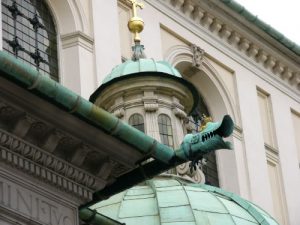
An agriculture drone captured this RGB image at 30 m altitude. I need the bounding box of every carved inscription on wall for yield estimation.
[0,177,76,225]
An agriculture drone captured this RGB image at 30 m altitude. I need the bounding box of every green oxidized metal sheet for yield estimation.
[206,212,235,225]
[126,186,154,196]
[91,192,124,208]
[124,194,155,200]
[94,203,121,221]
[187,191,228,213]
[93,180,280,225]
[153,179,181,188]
[162,222,196,225]
[160,205,194,223]
[232,217,258,225]
[184,186,207,192]
[156,185,183,192]
[119,197,158,218]
[156,189,189,207]
[120,215,160,225]
[218,197,257,223]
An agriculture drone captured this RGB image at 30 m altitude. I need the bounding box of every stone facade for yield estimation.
[0,0,299,225]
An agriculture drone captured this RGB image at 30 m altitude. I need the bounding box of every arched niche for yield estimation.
[46,0,88,34]
[165,45,238,123]
[164,45,242,194]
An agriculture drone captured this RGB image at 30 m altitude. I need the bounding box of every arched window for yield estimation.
[2,0,59,81]
[128,114,144,133]
[190,99,220,187]
[158,114,173,148]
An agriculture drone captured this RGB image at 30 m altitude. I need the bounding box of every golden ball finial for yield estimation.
[128,16,144,42]
[127,0,144,42]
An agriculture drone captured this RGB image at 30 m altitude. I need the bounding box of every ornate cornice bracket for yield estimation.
[191,44,205,69]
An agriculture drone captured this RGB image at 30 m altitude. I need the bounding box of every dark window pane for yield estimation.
[2,0,59,81]
[129,114,145,133]
[158,114,173,148]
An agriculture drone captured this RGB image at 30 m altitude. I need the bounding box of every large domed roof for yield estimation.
[91,178,279,225]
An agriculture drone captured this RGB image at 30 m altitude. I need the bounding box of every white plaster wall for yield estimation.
[255,76,300,225]
[135,2,300,223]
[1,0,300,224]
[91,0,122,85]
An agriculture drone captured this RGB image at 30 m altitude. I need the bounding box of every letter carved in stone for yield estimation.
[0,177,75,225]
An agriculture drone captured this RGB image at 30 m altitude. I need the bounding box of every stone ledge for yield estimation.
[158,0,300,92]
[0,129,100,200]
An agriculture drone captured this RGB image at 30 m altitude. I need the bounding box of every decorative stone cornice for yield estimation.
[0,98,137,200]
[61,31,94,52]
[0,129,98,200]
[158,0,300,93]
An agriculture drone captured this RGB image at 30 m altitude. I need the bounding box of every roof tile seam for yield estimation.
[211,191,239,225]
[182,180,197,223]
[119,214,160,219]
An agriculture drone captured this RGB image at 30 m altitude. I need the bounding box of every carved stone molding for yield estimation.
[173,107,187,119]
[184,118,195,133]
[113,107,125,118]
[191,44,205,68]
[144,103,159,112]
[0,129,102,200]
[159,0,300,93]
[176,162,205,184]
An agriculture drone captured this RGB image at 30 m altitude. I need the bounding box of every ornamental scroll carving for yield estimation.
[173,107,187,119]
[176,161,206,184]
[191,44,205,68]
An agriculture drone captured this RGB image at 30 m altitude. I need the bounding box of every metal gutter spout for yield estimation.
[79,208,125,225]
[80,115,234,210]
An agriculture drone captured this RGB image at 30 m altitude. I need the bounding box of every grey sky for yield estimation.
[234,0,300,45]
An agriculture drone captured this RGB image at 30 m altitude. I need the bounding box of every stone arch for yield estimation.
[164,45,241,194]
[165,45,238,122]
[46,0,89,34]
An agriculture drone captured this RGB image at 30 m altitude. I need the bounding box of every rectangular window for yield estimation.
[257,88,277,148]
[291,109,300,164]
[266,151,287,225]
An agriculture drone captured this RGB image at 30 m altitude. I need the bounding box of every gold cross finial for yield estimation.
[127,0,145,42]
[127,0,144,17]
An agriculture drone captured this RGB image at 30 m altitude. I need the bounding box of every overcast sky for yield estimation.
[234,0,300,45]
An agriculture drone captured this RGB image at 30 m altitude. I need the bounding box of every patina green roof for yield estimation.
[91,177,279,225]
[102,59,181,84]
[89,59,199,114]
[220,0,300,56]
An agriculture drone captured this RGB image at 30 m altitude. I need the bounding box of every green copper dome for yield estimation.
[89,59,199,113]
[102,59,181,84]
[91,178,279,225]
